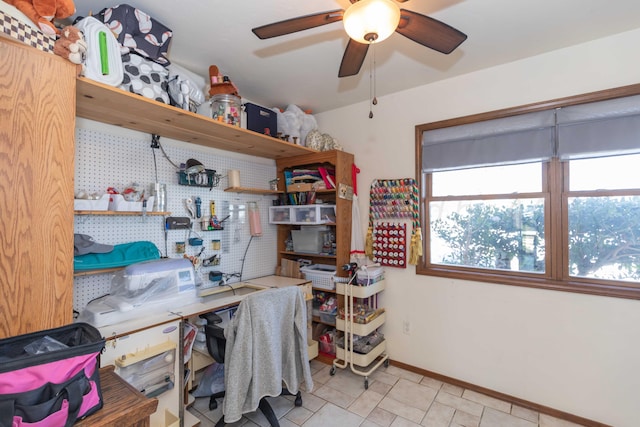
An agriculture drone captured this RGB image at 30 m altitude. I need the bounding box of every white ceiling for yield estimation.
[70,0,640,113]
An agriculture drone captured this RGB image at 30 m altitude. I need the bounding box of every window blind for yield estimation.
[422,94,640,172]
[421,110,555,172]
[557,94,640,160]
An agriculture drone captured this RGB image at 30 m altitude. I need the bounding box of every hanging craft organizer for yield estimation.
[367,178,422,266]
[177,169,221,189]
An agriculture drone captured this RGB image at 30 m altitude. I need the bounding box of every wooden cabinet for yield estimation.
[0,37,76,338]
[275,150,354,363]
[76,366,158,427]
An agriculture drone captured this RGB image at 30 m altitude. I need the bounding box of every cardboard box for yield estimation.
[287,183,313,192]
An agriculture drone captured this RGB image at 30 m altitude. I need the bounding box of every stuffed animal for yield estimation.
[5,0,76,36]
[53,25,87,70]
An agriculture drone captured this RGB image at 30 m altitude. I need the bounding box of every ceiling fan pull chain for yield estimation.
[369,43,374,118]
[369,42,378,119]
[372,42,378,106]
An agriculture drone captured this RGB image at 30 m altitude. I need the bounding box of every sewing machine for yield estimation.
[79,258,199,327]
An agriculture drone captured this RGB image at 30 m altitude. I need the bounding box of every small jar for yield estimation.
[210,94,241,126]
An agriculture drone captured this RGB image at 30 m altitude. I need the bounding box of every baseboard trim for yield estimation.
[389,360,610,427]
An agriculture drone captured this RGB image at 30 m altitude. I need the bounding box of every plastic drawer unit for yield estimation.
[269,205,336,225]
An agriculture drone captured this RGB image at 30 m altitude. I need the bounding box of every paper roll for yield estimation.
[228,170,240,188]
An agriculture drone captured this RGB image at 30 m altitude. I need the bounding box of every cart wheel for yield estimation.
[330,367,336,376]
[384,359,390,368]
[295,393,303,407]
[364,379,369,389]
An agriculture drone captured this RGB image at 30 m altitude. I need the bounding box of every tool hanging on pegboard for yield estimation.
[366,178,422,266]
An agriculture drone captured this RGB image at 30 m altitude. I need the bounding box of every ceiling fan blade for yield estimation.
[338,39,369,77]
[396,9,467,54]
[252,10,344,39]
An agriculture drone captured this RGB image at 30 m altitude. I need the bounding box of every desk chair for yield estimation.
[200,286,313,426]
[198,311,226,411]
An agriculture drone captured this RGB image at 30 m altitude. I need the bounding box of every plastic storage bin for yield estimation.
[291,227,328,254]
[74,193,110,211]
[269,206,291,223]
[301,264,336,290]
[245,102,277,136]
[293,205,336,224]
[269,205,336,225]
[319,309,337,325]
[108,195,154,212]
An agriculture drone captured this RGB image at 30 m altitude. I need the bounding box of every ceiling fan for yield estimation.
[252,0,467,78]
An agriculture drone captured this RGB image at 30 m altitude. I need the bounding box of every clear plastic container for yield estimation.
[210,94,241,126]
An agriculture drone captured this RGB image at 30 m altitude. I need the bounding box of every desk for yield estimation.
[76,366,158,427]
[91,275,310,427]
[182,276,313,398]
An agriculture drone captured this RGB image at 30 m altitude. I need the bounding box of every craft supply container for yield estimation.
[210,94,241,126]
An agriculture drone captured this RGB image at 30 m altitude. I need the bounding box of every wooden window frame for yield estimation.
[415,84,640,300]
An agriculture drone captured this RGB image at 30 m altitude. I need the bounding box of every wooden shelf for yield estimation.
[76,77,317,160]
[313,316,337,327]
[312,287,337,294]
[280,251,336,259]
[74,267,123,277]
[316,352,336,364]
[224,187,283,195]
[74,210,170,216]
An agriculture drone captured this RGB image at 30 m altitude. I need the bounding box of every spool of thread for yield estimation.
[228,170,240,188]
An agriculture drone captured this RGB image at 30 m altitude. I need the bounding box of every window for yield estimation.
[430,163,545,274]
[416,85,640,299]
[567,154,640,283]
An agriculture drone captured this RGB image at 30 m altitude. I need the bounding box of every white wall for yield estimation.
[315,28,640,427]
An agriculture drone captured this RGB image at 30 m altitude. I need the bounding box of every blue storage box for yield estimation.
[245,103,277,137]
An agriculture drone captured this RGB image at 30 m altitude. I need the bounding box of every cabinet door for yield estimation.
[0,39,76,338]
[101,320,182,427]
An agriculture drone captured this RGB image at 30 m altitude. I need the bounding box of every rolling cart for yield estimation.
[330,265,388,389]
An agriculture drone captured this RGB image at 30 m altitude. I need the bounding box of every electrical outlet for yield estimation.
[402,320,411,335]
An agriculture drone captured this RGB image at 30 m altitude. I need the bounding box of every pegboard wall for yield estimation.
[73,127,279,312]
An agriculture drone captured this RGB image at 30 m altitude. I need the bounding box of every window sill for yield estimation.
[416,265,640,300]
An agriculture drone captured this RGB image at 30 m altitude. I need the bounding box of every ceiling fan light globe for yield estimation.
[343,0,400,44]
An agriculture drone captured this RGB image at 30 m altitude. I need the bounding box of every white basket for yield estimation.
[74,193,110,211]
[108,194,154,212]
[300,264,336,290]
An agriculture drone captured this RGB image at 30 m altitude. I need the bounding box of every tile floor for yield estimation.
[188,360,587,427]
